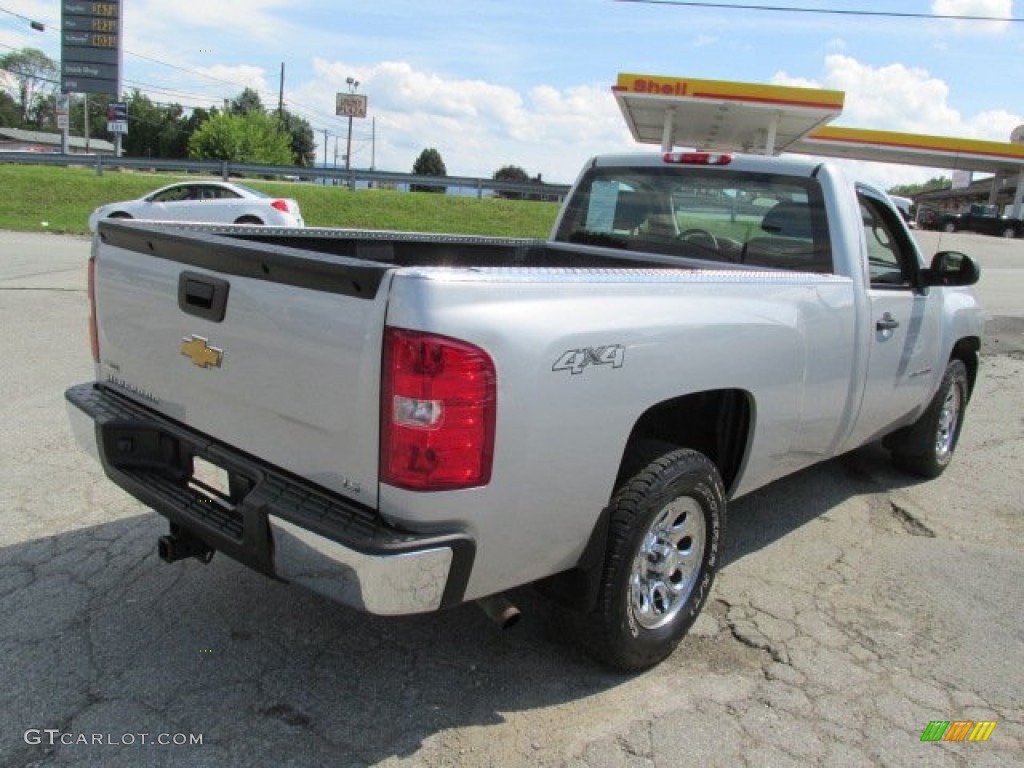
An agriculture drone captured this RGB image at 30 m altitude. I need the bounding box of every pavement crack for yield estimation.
[727,617,790,666]
[887,501,935,538]
[259,702,312,728]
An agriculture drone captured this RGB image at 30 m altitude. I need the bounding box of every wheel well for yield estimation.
[537,388,752,612]
[234,215,263,225]
[951,337,980,398]
[616,389,752,495]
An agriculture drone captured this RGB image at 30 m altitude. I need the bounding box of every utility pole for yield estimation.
[345,77,359,172]
[322,128,328,169]
[278,62,285,119]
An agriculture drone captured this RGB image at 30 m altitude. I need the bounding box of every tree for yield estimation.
[117,90,195,159]
[0,48,59,126]
[180,106,214,154]
[66,94,112,144]
[888,177,952,197]
[0,90,19,127]
[412,148,447,193]
[228,87,264,116]
[187,110,293,165]
[278,109,316,167]
[492,164,530,199]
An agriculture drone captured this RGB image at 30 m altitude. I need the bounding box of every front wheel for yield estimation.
[943,221,956,233]
[1002,227,1017,239]
[889,359,969,478]
[582,447,724,671]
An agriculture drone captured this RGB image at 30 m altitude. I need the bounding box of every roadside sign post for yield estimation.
[336,91,368,174]
[56,94,71,154]
[107,101,128,157]
[61,1,123,155]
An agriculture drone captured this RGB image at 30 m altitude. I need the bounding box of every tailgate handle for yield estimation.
[179,272,229,322]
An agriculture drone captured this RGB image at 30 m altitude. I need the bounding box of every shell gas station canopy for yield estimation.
[612,73,1024,215]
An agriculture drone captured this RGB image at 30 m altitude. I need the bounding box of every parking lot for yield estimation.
[1,229,1022,767]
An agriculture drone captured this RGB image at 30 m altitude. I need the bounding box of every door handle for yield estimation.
[178,271,230,322]
[876,312,900,332]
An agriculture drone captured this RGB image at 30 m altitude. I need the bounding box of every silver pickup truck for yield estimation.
[66,152,983,670]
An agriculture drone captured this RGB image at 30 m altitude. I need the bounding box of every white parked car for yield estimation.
[88,180,304,231]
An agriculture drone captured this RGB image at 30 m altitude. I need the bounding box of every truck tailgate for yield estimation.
[92,222,391,507]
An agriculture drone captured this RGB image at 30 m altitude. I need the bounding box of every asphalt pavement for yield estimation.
[0,230,1021,767]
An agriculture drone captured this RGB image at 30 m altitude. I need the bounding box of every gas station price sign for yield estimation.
[61,1,122,96]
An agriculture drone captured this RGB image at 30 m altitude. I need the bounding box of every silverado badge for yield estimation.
[181,335,224,369]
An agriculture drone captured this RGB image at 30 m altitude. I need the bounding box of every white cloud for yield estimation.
[773,54,1023,189]
[776,54,1021,141]
[292,59,633,182]
[197,66,269,95]
[931,0,1013,33]
[130,0,297,42]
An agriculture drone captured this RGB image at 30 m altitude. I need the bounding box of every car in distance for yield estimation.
[87,181,304,231]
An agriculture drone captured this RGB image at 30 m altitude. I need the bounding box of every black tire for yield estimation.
[889,359,969,478]
[943,221,956,233]
[582,447,725,672]
[234,216,263,225]
[1002,227,1016,239]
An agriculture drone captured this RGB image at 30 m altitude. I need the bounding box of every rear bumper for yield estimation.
[65,382,473,614]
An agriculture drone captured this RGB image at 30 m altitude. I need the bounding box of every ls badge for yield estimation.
[181,334,224,369]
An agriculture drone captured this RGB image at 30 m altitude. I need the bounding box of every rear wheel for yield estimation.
[943,221,956,233]
[889,359,969,478]
[1002,227,1017,239]
[582,446,724,671]
[234,216,263,225]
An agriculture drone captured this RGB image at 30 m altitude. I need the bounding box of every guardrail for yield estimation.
[0,151,571,201]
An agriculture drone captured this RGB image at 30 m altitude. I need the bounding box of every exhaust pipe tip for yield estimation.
[157,535,173,562]
[476,595,521,629]
[158,530,214,564]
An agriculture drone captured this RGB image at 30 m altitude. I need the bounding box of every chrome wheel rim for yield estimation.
[629,497,706,630]
[935,380,963,462]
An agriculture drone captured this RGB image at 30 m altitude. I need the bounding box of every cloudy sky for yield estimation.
[2,0,1021,187]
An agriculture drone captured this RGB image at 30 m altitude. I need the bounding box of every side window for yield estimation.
[151,186,193,203]
[859,194,915,288]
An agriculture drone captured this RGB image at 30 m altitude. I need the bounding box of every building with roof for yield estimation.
[0,127,115,155]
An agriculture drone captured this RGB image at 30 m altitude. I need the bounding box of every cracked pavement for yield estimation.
[1,230,1021,767]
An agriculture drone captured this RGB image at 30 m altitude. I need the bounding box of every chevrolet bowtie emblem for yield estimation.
[181,335,224,369]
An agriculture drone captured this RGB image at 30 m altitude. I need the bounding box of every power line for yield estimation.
[0,6,45,30]
[613,1,1024,22]
[1,19,357,147]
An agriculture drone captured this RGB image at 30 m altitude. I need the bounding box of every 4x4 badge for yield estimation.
[181,335,224,369]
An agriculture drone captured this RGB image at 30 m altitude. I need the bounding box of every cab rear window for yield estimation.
[555,167,833,273]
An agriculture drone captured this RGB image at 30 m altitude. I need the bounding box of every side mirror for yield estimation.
[920,250,980,288]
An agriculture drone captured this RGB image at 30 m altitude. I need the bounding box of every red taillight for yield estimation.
[87,255,99,363]
[380,328,496,491]
[663,152,732,166]
[271,199,291,213]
